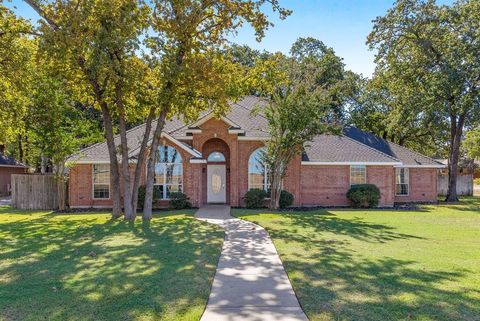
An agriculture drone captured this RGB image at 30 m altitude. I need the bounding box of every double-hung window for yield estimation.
[350,165,366,185]
[154,145,183,199]
[395,168,409,196]
[93,164,110,199]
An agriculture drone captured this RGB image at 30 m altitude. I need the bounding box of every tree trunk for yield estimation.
[445,113,465,202]
[17,134,23,163]
[78,57,122,218]
[143,48,185,220]
[101,106,123,218]
[131,108,156,214]
[54,161,66,211]
[57,180,66,211]
[269,159,284,210]
[143,107,168,220]
[40,155,47,174]
[116,85,134,219]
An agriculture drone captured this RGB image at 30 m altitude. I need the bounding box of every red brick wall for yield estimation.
[300,165,350,206]
[0,167,27,195]
[367,166,395,206]
[283,155,302,206]
[300,165,396,207]
[394,168,438,203]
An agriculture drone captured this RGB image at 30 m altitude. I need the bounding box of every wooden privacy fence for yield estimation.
[11,174,61,210]
[437,173,473,196]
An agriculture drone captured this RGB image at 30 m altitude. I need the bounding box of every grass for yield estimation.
[233,197,480,321]
[0,206,224,321]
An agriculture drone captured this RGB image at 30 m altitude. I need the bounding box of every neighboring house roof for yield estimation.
[69,95,443,168]
[0,153,28,168]
[344,126,445,167]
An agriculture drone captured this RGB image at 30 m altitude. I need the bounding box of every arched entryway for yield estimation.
[202,138,230,204]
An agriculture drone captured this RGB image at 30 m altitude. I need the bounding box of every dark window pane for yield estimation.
[166,185,182,199]
[94,184,109,199]
[153,185,164,200]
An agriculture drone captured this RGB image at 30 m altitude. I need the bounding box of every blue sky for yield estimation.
[8,0,453,77]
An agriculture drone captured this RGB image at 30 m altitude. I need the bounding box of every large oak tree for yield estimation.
[367,0,480,201]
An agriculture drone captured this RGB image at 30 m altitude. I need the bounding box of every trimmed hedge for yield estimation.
[279,190,294,208]
[346,184,380,208]
[244,188,268,209]
[169,192,192,210]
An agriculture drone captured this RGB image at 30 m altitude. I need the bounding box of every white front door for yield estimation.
[207,165,226,203]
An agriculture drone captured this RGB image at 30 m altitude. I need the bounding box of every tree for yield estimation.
[140,0,292,219]
[227,43,272,68]
[0,4,34,163]
[24,0,151,218]
[254,38,350,209]
[367,0,480,202]
[464,128,480,160]
[28,68,102,210]
[348,74,448,156]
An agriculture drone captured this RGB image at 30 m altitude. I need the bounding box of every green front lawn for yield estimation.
[0,207,224,321]
[233,198,480,321]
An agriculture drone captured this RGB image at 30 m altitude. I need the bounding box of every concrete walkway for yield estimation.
[196,205,308,321]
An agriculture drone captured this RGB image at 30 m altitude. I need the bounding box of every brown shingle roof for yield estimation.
[69,96,443,167]
[302,135,401,164]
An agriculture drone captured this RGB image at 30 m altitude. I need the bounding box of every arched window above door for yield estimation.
[207,151,226,162]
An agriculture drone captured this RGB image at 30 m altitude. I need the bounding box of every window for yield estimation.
[93,164,110,199]
[350,165,366,185]
[207,152,226,162]
[395,168,409,196]
[154,145,183,199]
[248,147,270,192]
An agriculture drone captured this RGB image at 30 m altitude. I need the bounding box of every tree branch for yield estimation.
[23,0,59,29]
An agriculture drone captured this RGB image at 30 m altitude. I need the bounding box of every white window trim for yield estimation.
[350,165,367,186]
[248,148,270,192]
[153,163,183,200]
[395,167,410,196]
[152,146,183,200]
[92,164,110,200]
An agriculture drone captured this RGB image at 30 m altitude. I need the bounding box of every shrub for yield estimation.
[244,188,268,208]
[169,192,192,210]
[346,184,380,208]
[137,185,164,209]
[279,190,294,208]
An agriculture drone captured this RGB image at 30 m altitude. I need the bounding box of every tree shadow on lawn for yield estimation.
[239,210,480,321]
[0,211,223,321]
[240,209,424,243]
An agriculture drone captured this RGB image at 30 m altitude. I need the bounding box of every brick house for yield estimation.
[68,96,445,209]
[0,146,28,196]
